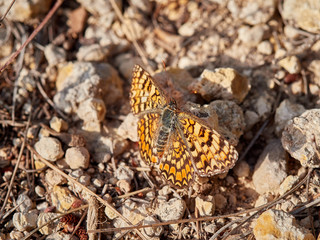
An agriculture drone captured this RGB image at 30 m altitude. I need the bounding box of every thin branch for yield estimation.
[0,0,64,74]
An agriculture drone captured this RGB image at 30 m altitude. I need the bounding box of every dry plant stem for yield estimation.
[92,170,310,233]
[116,187,152,199]
[238,118,269,162]
[109,0,151,73]
[0,0,15,22]
[22,205,88,240]
[0,0,64,74]
[12,23,27,124]
[71,208,88,239]
[27,145,148,240]
[210,218,244,240]
[0,111,31,219]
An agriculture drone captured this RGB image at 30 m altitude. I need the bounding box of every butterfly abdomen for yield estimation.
[156,104,176,156]
[156,126,170,156]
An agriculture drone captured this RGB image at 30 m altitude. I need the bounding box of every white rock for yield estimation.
[34,137,64,162]
[44,44,66,66]
[244,110,260,130]
[49,117,68,133]
[282,109,320,168]
[16,193,33,213]
[253,209,315,240]
[117,113,138,142]
[65,146,90,169]
[13,212,38,231]
[238,25,268,47]
[281,0,320,34]
[92,178,104,188]
[228,0,275,25]
[274,99,305,136]
[116,165,134,181]
[37,212,59,235]
[76,44,110,62]
[195,195,215,216]
[278,56,301,74]
[156,198,186,221]
[53,62,123,115]
[254,94,273,119]
[252,140,287,194]
[77,98,106,123]
[9,230,24,239]
[142,216,164,237]
[35,185,46,197]
[45,169,67,186]
[257,41,273,55]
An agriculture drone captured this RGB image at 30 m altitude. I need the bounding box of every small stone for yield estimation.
[278,56,301,74]
[308,60,320,86]
[92,178,104,188]
[282,109,320,168]
[54,62,123,114]
[156,198,186,221]
[244,110,260,130]
[49,117,68,132]
[79,174,91,186]
[116,165,134,181]
[65,146,90,169]
[281,0,320,34]
[105,205,118,220]
[257,40,273,55]
[233,161,250,178]
[37,212,59,235]
[142,216,164,237]
[116,179,131,193]
[44,44,66,66]
[35,186,46,197]
[284,25,301,39]
[191,68,249,103]
[13,212,38,231]
[228,0,275,25]
[253,209,315,240]
[9,230,24,239]
[275,48,286,59]
[76,44,110,62]
[279,175,299,195]
[178,22,196,37]
[77,98,106,123]
[51,185,79,212]
[117,113,139,142]
[214,194,227,210]
[254,194,273,208]
[238,25,268,47]
[34,137,64,162]
[254,94,273,119]
[45,169,67,186]
[114,199,148,227]
[204,223,216,234]
[274,99,305,136]
[195,195,215,216]
[252,140,287,194]
[36,202,49,211]
[16,194,33,213]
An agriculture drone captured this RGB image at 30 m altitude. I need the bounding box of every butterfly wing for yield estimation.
[158,129,194,188]
[130,65,167,115]
[178,112,238,177]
